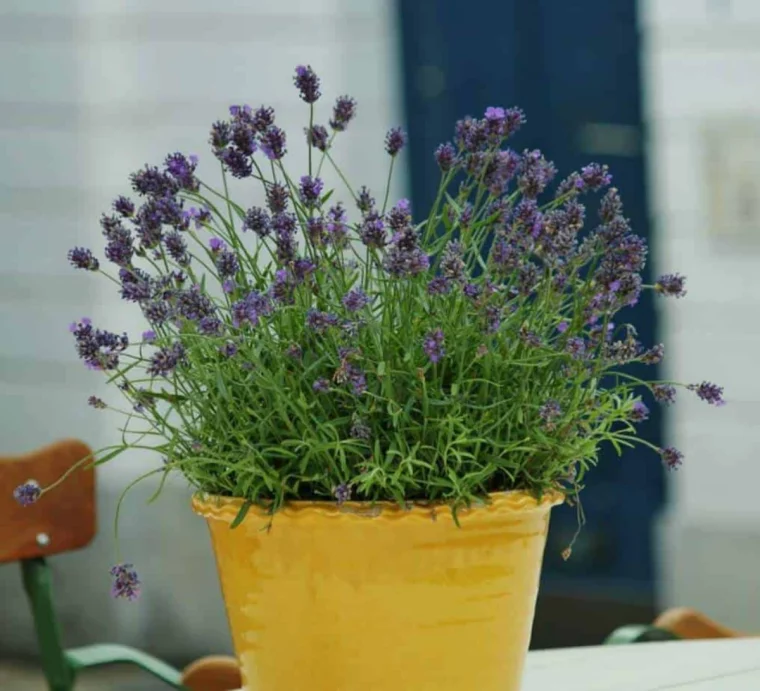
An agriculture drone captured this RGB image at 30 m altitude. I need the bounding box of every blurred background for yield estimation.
[1,0,758,684]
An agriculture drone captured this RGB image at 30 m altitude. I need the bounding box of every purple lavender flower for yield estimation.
[216,250,239,278]
[333,483,351,504]
[653,384,676,405]
[539,400,562,429]
[485,304,502,333]
[231,290,272,328]
[291,258,315,283]
[164,232,190,266]
[286,343,303,360]
[578,163,612,191]
[350,416,371,440]
[491,238,518,272]
[463,283,481,300]
[272,213,297,264]
[13,480,41,506]
[164,152,198,191]
[326,203,348,247]
[84,396,107,412]
[299,175,324,207]
[294,64,321,103]
[330,95,357,131]
[565,337,586,360]
[260,126,287,160]
[219,148,252,178]
[183,206,211,229]
[305,124,329,151]
[359,212,386,248]
[454,116,487,153]
[210,120,231,150]
[427,276,451,295]
[641,344,664,365]
[113,195,135,218]
[198,315,223,335]
[129,165,177,198]
[313,378,330,393]
[384,127,407,156]
[660,446,683,470]
[688,381,725,406]
[387,198,412,231]
[251,106,275,133]
[220,341,238,358]
[243,207,271,237]
[143,300,173,325]
[147,342,186,377]
[306,309,339,334]
[655,273,687,298]
[342,289,370,312]
[356,186,375,215]
[70,318,128,371]
[68,247,99,271]
[440,241,466,282]
[422,329,445,363]
[142,330,156,343]
[598,187,623,224]
[119,267,152,302]
[266,183,289,214]
[110,563,141,601]
[104,226,134,267]
[630,401,650,422]
[434,142,457,171]
[306,216,326,246]
[517,149,557,199]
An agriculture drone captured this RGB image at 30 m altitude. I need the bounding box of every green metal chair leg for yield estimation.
[21,558,76,691]
[66,644,185,688]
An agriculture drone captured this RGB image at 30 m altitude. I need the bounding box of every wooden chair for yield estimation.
[0,439,242,691]
[606,606,746,644]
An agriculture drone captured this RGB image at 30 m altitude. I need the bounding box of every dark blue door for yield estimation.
[397,0,664,601]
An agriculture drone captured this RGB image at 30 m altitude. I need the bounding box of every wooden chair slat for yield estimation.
[0,439,95,563]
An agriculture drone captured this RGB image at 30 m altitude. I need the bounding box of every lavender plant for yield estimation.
[15,66,723,595]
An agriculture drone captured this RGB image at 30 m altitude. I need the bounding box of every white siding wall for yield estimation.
[0,0,404,659]
[640,0,760,629]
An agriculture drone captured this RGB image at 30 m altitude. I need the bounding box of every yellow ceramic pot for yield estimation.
[192,490,562,691]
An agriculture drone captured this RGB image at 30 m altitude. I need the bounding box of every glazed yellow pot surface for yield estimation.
[193,491,562,691]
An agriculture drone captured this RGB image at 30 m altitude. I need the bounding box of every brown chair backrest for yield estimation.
[0,439,96,564]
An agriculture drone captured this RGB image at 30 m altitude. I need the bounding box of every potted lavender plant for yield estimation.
[14,65,723,691]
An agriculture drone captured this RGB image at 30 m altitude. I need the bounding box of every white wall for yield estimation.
[641,0,760,628]
[0,0,404,659]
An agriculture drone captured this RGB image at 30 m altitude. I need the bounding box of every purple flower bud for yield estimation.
[142,330,156,343]
[13,479,41,506]
[655,273,687,298]
[88,395,107,409]
[68,247,99,271]
[385,127,407,156]
[342,289,370,313]
[641,343,664,365]
[209,237,225,253]
[434,142,457,171]
[330,95,357,131]
[427,276,451,295]
[688,381,725,406]
[313,378,330,393]
[299,175,324,207]
[110,563,141,601]
[260,126,287,160]
[350,417,371,440]
[557,321,569,333]
[539,399,562,430]
[220,342,238,358]
[266,183,289,214]
[147,342,186,377]
[579,163,612,191]
[243,207,271,237]
[422,329,445,363]
[305,124,329,151]
[630,401,650,422]
[294,64,321,103]
[333,483,351,504]
[164,152,199,191]
[653,384,676,405]
[113,196,135,218]
[660,446,683,470]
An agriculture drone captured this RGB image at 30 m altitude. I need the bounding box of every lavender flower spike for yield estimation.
[13,479,41,506]
[688,381,725,406]
[655,273,687,298]
[110,563,141,601]
[294,64,321,103]
[385,127,407,156]
[423,329,445,363]
[68,247,100,271]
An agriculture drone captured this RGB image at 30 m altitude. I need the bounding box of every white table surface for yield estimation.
[522,638,760,690]
[232,639,760,691]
